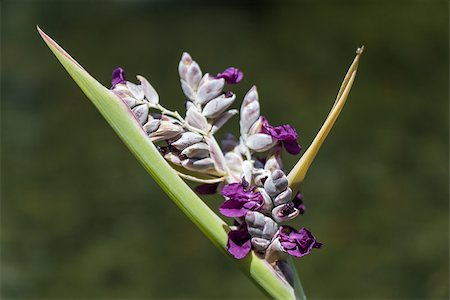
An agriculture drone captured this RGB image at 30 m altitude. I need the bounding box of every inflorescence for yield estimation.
[110,53,321,263]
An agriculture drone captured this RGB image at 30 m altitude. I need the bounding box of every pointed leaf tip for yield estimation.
[288,48,364,189]
[356,45,365,55]
[37,26,85,70]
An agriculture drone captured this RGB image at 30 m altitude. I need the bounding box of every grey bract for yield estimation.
[110,52,318,264]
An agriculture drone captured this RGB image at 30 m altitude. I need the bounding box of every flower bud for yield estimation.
[179,53,202,89]
[150,121,183,142]
[137,75,159,105]
[160,115,181,125]
[185,100,195,111]
[204,136,226,174]
[126,81,144,101]
[241,160,254,186]
[264,170,288,197]
[245,210,265,227]
[186,107,208,131]
[257,187,273,212]
[240,86,260,135]
[182,157,215,172]
[119,95,138,108]
[273,187,292,207]
[181,143,210,158]
[178,52,192,79]
[185,61,202,90]
[131,104,149,125]
[164,152,182,166]
[181,80,196,101]
[251,237,270,252]
[245,133,276,152]
[225,152,243,176]
[248,117,263,136]
[202,92,236,118]
[211,109,238,134]
[272,202,300,223]
[264,150,283,173]
[143,119,160,134]
[179,53,202,100]
[196,74,225,105]
[245,211,278,240]
[265,238,287,264]
[253,169,270,187]
[113,85,139,107]
[171,132,203,150]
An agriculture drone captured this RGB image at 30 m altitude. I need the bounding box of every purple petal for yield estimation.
[221,183,262,202]
[219,196,264,217]
[260,116,301,155]
[220,183,264,217]
[194,183,219,195]
[261,117,297,140]
[216,67,244,84]
[280,241,297,250]
[279,226,322,258]
[243,200,263,211]
[219,199,249,217]
[313,241,323,249]
[283,140,301,155]
[292,192,305,214]
[227,227,251,259]
[221,183,245,199]
[111,67,126,88]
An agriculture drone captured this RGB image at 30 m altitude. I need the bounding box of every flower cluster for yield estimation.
[110,53,321,264]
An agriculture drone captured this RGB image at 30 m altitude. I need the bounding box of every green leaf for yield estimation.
[287,47,363,190]
[37,26,305,300]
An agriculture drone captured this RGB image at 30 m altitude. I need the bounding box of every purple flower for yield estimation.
[111,67,126,88]
[194,183,219,195]
[216,67,244,84]
[279,226,322,258]
[260,116,301,155]
[227,225,251,259]
[219,183,264,217]
[292,192,305,214]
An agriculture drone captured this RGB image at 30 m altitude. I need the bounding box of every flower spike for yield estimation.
[287,46,364,190]
[39,24,362,299]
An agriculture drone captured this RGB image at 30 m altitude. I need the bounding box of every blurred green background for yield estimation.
[1,1,448,299]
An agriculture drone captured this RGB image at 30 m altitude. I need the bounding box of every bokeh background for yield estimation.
[2,1,448,299]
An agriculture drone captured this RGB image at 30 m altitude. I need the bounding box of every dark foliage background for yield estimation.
[1,0,448,299]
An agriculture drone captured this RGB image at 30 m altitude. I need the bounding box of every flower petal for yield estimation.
[240,86,260,135]
[137,75,159,105]
[111,67,126,88]
[196,74,225,105]
[292,192,305,214]
[227,227,252,259]
[216,67,244,84]
[260,116,301,155]
[221,183,244,199]
[279,226,322,258]
[219,199,249,217]
[283,140,301,155]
